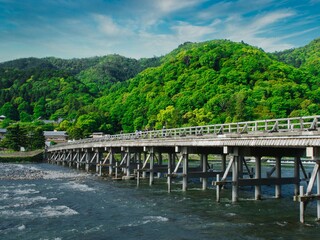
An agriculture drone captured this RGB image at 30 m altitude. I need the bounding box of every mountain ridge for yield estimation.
[0,38,319,139]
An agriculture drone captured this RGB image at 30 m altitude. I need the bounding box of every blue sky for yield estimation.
[0,0,319,62]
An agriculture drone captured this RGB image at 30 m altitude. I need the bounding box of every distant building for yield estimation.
[0,128,6,140]
[37,117,64,124]
[91,132,104,138]
[44,130,68,145]
[0,115,6,121]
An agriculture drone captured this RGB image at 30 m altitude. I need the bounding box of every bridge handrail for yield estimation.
[49,115,320,149]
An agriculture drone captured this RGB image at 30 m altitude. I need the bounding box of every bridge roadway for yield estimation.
[46,116,320,223]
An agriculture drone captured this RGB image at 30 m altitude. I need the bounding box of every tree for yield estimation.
[3,124,28,151]
[27,127,45,150]
[155,106,179,129]
[0,102,19,120]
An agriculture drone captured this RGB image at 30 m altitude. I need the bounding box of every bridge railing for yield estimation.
[49,115,320,148]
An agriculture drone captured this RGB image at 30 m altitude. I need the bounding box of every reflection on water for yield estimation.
[0,163,319,240]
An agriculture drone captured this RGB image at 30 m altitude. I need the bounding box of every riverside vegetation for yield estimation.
[0,38,319,150]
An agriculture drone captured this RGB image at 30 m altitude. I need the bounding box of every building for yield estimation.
[91,132,104,138]
[0,128,6,141]
[44,131,68,145]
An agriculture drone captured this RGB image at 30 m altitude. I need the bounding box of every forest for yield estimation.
[0,38,319,143]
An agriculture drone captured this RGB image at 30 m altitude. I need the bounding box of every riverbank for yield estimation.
[0,150,44,163]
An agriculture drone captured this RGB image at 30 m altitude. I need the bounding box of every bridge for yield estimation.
[46,115,320,223]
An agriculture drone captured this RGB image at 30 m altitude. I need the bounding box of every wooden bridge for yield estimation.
[46,115,320,223]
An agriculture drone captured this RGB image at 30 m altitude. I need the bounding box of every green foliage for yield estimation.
[0,38,319,137]
[1,123,46,151]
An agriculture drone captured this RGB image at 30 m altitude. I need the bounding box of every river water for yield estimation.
[0,163,319,240]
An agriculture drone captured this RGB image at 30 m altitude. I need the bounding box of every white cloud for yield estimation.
[250,11,295,32]
[155,0,203,14]
[171,21,217,42]
[198,0,275,20]
[207,9,298,52]
[93,14,131,37]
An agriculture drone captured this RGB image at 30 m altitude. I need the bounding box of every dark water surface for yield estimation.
[0,163,319,240]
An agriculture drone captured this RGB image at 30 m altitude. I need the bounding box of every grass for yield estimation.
[0,149,44,163]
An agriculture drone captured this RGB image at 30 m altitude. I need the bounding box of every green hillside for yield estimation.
[273,38,320,76]
[0,55,161,122]
[0,39,319,139]
[92,39,319,134]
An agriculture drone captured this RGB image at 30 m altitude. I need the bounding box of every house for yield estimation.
[44,130,68,145]
[91,132,104,138]
[0,128,6,140]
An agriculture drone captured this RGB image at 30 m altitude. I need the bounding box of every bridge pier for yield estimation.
[255,156,262,200]
[85,149,90,172]
[108,148,114,176]
[160,153,164,178]
[222,154,227,172]
[68,151,73,167]
[294,156,300,196]
[76,150,80,169]
[62,151,66,166]
[317,164,320,221]
[275,156,282,198]
[149,147,154,186]
[232,156,239,202]
[181,147,188,191]
[201,154,208,190]
[168,153,173,193]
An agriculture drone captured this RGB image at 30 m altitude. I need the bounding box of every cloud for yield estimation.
[198,8,297,52]
[155,0,203,14]
[171,21,218,42]
[93,14,131,37]
[198,0,275,20]
[250,11,295,32]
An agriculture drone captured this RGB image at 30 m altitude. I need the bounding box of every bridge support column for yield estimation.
[294,156,300,196]
[136,152,141,178]
[142,152,147,179]
[76,150,80,169]
[222,154,226,172]
[157,153,162,178]
[238,156,244,179]
[317,164,320,221]
[85,150,90,172]
[275,156,282,198]
[181,147,188,191]
[107,148,113,176]
[95,149,102,173]
[126,148,131,177]
[149,147,154,186]
[232,156,239,202]
[255,156,262,200]
[62,151,66,166]
[69,151,73,167]
[168,153,173,193]
[201,154,208,190]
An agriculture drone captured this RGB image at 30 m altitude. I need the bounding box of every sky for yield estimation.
[0,0,319,63]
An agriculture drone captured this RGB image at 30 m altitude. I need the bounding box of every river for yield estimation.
[0,163,319,240]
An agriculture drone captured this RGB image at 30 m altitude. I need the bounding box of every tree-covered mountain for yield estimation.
[0,38,319,139]
[273,38,320,76]
[91,39,319,134]
[0,55,161,123]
